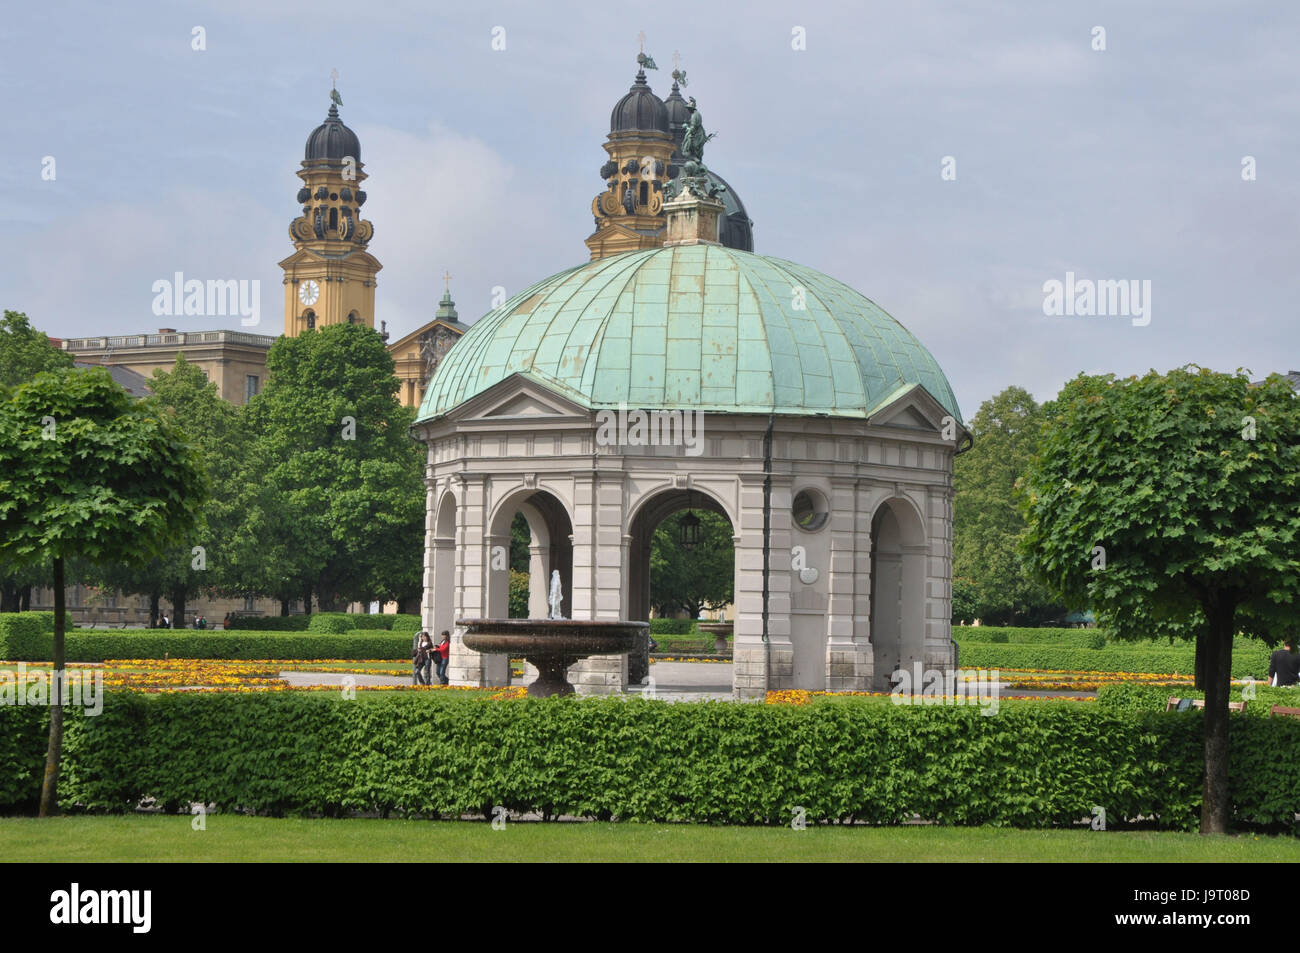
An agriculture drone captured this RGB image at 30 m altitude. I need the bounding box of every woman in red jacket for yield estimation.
[435,631,451,685]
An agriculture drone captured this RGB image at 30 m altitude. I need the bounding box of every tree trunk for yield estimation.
[302,583,312,616]
[39,557,65,817]
[19,585,31,611]
[1194,637,1205,691]
[148,590,160,629]
[170,588,187,630]
[1200,598,1235,834]
[0,582,17,612]
[280,598,290,617]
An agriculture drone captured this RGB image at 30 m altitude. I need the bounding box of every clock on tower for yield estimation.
[279,87,382,337]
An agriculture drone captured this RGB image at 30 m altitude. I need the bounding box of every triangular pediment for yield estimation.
[868,383,971,447]
[487,392,568,417]
[386,319,465,354]
[880,405,937,430]
[445,372,591,423]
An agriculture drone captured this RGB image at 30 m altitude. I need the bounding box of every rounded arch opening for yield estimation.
[626,486,736,683]
[869,497,927,691]
[488,489,574,622]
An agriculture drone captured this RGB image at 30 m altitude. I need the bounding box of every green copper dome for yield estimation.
[416,244,960,423]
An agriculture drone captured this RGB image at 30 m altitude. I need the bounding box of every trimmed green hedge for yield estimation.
[234,613,420,633]
[0,612,56,654]
[308,613,421,633]
[228,615,312,631]
[0,630,409,662]
[649,619,698,635]
[956,642,1272,678]
[2,694,1297,830]
[1097,682,1300,718]
[955,626,1108,647]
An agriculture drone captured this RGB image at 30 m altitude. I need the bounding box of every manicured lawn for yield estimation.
[1,815,1296,862]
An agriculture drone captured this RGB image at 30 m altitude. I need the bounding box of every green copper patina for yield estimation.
[416,244,960,424]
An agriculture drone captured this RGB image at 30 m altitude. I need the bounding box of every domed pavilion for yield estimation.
[412,58,969,697]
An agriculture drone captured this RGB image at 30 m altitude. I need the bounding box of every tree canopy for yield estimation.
[85,354,243,625]
[0,364,207,813]
[650,510,734,618]
[0,311,74,607]
[952,385,1064,625]
[0,310,72,389]
[1018,366,1300,832]
[226,324,424,612]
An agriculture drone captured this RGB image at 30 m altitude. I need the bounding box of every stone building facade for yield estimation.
[411,59,968,698]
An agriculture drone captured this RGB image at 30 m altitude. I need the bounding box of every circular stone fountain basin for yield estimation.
[459,619,649,697]
[697,622,733,655]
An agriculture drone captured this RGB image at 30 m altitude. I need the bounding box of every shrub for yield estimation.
[0,630,409,662]
[0,612,53,658]
[228,615,312,631]
[341,615,393,631]
[955,642,1271,678]
[955,626,1109,647]
[650,618,697,635]
[306,612,418,632]
[1096,682,1300,718]
[307,613,357,634]
[1094,683,1172,715]
[2,694,1296,830]
[1086,631,1107,650]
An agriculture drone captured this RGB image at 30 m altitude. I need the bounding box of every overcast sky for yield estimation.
[3,0,1297,419]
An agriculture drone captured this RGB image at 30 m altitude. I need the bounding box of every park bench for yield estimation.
[1269,705,1300,719]
[1165,697,1246,713]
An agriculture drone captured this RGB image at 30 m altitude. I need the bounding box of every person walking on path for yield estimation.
[1268,638,1300,687]
[413,632,435,686]
[435,630,451,685]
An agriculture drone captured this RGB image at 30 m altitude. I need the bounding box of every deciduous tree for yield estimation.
[953,386,1064,625]
[1019,367,1300,833]
[0,366,205,814]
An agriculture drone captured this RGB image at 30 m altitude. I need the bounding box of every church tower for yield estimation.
[280,91,382,336]
[585,54,677,260]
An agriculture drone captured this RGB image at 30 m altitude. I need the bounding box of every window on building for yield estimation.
[245,375,259,401]
[244,595,256,612]
[305,310,316,330]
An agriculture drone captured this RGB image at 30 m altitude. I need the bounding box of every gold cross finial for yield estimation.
[330,67,339,88]
[637,30,646,53]
[673,50,681,70]
[443,271,452,292]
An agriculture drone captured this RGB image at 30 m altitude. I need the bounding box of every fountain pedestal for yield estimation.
[459,619,648,697]
[697,622,733,655]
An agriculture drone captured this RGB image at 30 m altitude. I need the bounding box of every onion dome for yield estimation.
[305,103,361,162]
[610,70,668,134]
